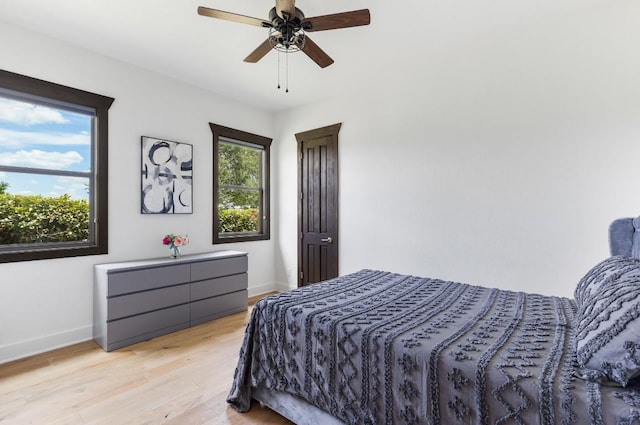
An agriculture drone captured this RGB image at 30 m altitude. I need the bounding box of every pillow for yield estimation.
[575,264,640,386]
[574,256,640,306]
[633,217,640,259]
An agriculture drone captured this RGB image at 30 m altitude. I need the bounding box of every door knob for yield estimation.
[321,237,333,243]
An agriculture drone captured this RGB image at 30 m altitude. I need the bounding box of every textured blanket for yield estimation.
[228,270,640,424]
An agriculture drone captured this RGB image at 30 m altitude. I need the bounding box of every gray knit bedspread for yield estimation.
[227,269,640,424]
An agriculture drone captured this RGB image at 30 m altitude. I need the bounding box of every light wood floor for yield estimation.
[0,294,293,425]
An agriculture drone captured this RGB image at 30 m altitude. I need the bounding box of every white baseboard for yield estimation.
[248,281,295,297]
[275,281,296,293]
[247,282,277,297]
[0,325,92,365]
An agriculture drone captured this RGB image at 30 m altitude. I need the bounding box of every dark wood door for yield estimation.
[296,123,340,286]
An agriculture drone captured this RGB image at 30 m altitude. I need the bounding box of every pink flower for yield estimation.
[162,234,189,247]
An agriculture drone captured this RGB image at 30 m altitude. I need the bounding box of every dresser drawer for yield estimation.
[191,290,248,325]
[191,273,247,301]
[190,255,247,281]
[107,264,190,296]
[108,284,190,321]
[108,304,190,344]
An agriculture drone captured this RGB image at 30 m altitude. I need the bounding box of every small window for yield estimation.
[210,123,271,243]
[0,70,114,263]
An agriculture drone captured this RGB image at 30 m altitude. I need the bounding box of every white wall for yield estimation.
[0,23,276,363]
[274,2,640,297]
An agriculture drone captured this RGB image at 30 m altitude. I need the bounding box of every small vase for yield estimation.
[169,246,180,258]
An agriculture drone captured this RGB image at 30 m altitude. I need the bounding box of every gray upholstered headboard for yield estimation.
[609,217,640,258]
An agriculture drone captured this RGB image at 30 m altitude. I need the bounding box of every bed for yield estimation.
[227,218,640,424]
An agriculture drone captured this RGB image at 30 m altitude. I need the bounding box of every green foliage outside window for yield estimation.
[0,184,89,244]
[218,208,259,233]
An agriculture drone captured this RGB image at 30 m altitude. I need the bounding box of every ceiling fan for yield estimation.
[197,0,370,68]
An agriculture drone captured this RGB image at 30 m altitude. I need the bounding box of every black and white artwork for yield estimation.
[141,136,193,214]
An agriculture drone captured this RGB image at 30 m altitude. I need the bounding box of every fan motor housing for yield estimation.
[269,6,304,31]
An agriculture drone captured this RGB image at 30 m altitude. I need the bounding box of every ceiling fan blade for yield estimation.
[244,38,274,63]
[301,9,370,32]
[299,36,334,68]
[275,0,296,19]
[197,6,270,27]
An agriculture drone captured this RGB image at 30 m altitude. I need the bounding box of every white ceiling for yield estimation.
[0,0,604,112]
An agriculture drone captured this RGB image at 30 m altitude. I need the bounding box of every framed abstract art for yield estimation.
[141,136,193,214]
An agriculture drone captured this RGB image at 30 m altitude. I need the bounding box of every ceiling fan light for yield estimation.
[268,27,305,53]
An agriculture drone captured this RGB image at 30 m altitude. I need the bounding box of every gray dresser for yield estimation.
[93,250,248,351]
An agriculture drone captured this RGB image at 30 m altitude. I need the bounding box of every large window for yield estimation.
[210,123,271,243]
[0,70,114,263]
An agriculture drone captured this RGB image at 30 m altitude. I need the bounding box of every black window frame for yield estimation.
[210,123,272,244]
[0,69,114,263]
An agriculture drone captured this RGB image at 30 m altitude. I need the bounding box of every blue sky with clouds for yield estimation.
[0,96,92,200]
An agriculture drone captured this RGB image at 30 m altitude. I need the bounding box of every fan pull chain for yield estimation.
[275,50,290,93]
[277,51,281,90]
